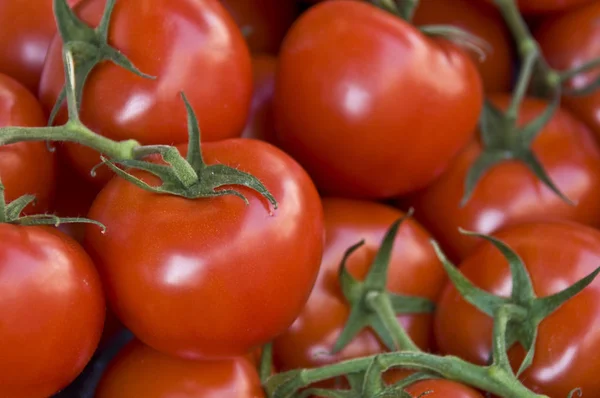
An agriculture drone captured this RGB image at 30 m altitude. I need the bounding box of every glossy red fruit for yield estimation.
[0,73,56,214]
[0,0,79,93]
[85,139,324,359]
[274,0,483,199]
[95,339,264,398]
[0,225,105,398]
[274,198,446,373]
[241,55,277,143]
[413,0,513,93]
[517,0,596,14]
[220,0,297,54]
[535,1,600,142]
[39,0,253,187]
[435,221,600,397]
[408,95,600,262]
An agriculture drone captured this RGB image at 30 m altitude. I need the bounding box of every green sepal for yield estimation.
[567,388,583,398]
[97,93,278,209]
[461,92,573,207]
[433,230,600,377]
[49,0,155,125]
[259,342,273,384]
[264,370,304,398]
[332,209,434,354]
[419,25,490,62]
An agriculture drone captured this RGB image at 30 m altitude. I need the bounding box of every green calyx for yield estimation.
[48,0,154,125]
[0,180,105,230]
[370,0,420,22]
[263,230,599,398]
[432,230,600,376]
[419,25,491,63]
[101,93,278,208]
[333,208,434,355]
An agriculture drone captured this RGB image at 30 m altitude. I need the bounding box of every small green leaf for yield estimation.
[461,150,513,207]
[339,240,366,303]
[388,293,435,314]
[532,266,600,319]
[181,92,205,171]
[364,209,414,291]
[458,229,535,305]
[331,308,372,354]
[431,239,506,316]
[519,150,575,206]
[479,100,512,148]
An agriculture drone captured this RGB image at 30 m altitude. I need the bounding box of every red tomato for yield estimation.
[241,55,277,143]
[412,0,513,93]
[220,0,297,54]
[0,225,105,398]
[52,157,101,242]
[435,221,600,397]
[535,1,600,142]
[516,0,595,14]
[274,0,483,199]
[273,198,446,373]
[39,0,253,187]
[405,379,484,397]
[95,339,264,398]
[0,73,56,214]
[0,0,79,93]
[85,138,324,359]
[407,95,600,262]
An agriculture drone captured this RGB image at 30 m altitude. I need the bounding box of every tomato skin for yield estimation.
[39,0,253,187]
[96,339,264,398]
[0,73,56,214]
[516,0,596,14]
[0,0,79,93]
[241,55,277,143]
[273,198,446,374]
[535,1,600,142]
[274,0,483,199]
[220,0,297,54]
[407,95,600,262]
[435,222,600,397]
[412,0,513,93]
[0,225,105,398]
[85,138,324,359]
[405,379,483,397]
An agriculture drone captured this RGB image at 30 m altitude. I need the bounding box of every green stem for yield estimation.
[260,343,273,384]
[0,123,140,161]
[0,180,6,223]
[366,292,420,352]
[507,46,538,122]
[492,0,560,94]
[559,58,600,82]
[280,352,546,398]
[397,0,419,21]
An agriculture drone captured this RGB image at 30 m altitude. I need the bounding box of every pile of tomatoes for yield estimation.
[2,0,600,397]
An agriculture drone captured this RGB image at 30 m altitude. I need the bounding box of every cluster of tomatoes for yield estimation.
[2,0,600,397]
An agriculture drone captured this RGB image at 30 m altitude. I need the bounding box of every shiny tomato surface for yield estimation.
[85,138,324,359]
[274,0,483,199]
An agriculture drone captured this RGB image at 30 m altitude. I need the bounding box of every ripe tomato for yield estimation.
[273,198,446,373]
[241,55,277,143]
[95,339,264,398]
[405,379,483,397]
[435,221,600,397]
[85,138,324,359]
[220,0,297,54]
[39,0,253,187]
[516,0,596,14]
[0,0,79,93]
[0,73,56,214]
[535,1,600,142]
[0,225,105,398]
[274,0,483,199]
[412,0,513,93]
[407,95,600,262]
